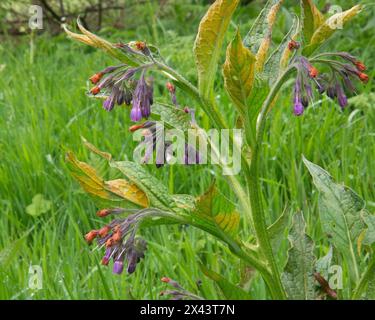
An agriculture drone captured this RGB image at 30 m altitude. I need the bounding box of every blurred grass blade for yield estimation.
[193,0,240,99]
[200,264,252,300]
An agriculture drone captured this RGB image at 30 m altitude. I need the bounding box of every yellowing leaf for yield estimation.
[301,0,324,43]
[66,151,148,208]
[193,0,240,99]
[243,0,284,72]
[105,179,149,208]
[303,5,362,56]
[214,211,240,237]
[223,29,256,116]
[64,20,138,66]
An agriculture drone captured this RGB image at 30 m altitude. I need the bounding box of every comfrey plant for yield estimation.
[64,1,374,300]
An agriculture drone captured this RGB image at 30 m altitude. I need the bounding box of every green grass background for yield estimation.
[0,0,374,299]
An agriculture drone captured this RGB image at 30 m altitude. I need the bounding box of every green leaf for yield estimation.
[301,0,324,44]
[267,208,290,254]
[152,103,192,131]
[194,182,240,237]
[200,264,251,300]
[223,29,256,116]
[315,246,333,279]
[26,194,52,217]
[303,5,362,56]
[281,212,317,300]
[303,156,365,282]
[110,160,176,211]
[193,0,240,99]
[264,15,299,84]
[361,212,375,246]
[66,151,148,208]
[243,0,283,72]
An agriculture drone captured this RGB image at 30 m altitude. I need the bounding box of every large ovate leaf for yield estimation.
[200,264,252,300]
[223,29,256,116]
[303,5,362,56]
[303,156,365,282]
[66,151,148,208]
[243,0,284,72]
[110,160,176,211]
[281,212,317,300]
[152,103,192,131]
[301,0,324,44]
[264,15,299,84]
[193,0,240,99]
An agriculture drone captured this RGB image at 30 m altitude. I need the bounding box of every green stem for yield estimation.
[246,67,296,300]
[351,255,375,300]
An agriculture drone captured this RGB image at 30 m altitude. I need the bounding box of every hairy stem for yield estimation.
[246,67,295,299]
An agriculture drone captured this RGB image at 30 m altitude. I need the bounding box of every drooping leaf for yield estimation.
[301,0,324,44]
[264,15,300,84]
[223,29,256,116]
[110,160,176,211]
[281,212,317,300]
[303,5,362,56]
[64,19,139,66]
[193,0,240,99]
[243,0,284,72]
[152,103,192,131]
[26,194,52,217]
[66,151,148,208]
[303,156,365,282]
[200,264,252,300]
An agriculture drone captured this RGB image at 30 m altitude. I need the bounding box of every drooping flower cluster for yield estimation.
[129,82,202,167]
[160,277,203,300]
[88,41,154,122]
[291,52,369,116]
[84,208,150,275]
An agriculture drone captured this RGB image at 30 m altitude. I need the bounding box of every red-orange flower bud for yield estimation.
[161,277,171,283]
[166,82,175,93]
[90,86,100,95]
[96,209,111,217]
[135,41,146,51]
[98,225,111,238]
[129,124,144,132]
[112,231,122,243]
[84,230,98,244]
[105,237,115,248]
[309,66,318,78]
[288,40,300,50]
[89,72,103,84]
[358,73,369,83]
[355,61,366,72]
